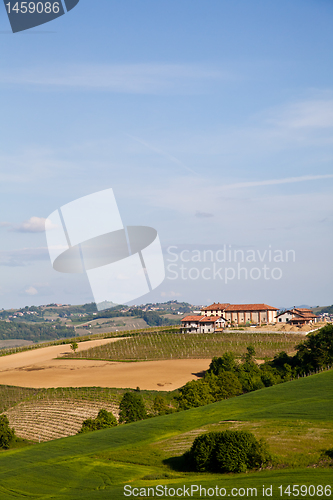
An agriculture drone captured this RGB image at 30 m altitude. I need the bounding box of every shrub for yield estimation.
[78,409,117,434]
[119,392,147,423]
[176,380,214,410]
[187,430,270,473]
[0,414,15,449]
[153,395,173,416]
[204,371,243,401]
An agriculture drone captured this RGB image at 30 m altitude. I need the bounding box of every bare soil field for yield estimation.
[0,338,210,390]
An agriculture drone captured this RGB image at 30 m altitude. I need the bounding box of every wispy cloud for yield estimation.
[268,99,333,129]
[13,216,58,233]
[223,174,333,190]
[0,246,64,267]
[1,217,59,233]
[128,134,198,174]
[0,63,232,94]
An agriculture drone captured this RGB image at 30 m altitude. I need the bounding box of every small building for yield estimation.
[181,315,227,333]
[276,308,317,325]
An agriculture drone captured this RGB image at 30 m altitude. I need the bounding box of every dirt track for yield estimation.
[0,338,209,390]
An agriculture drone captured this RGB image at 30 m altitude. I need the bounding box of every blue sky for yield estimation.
[0,0,332,309]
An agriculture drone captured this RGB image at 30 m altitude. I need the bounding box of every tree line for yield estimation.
[177,324,333,410]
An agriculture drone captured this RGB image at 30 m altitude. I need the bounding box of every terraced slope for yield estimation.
[5,400,119,441]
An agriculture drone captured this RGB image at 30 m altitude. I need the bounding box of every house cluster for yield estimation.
[181,302,318,333]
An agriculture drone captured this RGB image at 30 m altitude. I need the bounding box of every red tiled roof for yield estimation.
[199,316,224,323]
[181,315,201,322]
[224,304,278,311]
[181,315,225,323]
[278,308,317,319]
[201,303,230,311]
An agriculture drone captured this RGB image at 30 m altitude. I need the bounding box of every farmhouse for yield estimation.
[201,302,278,324]
[276,308,317,325]
[181,302,278,332]
[180,315,227,333]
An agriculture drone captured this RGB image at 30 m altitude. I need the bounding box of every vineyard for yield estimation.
[63,331,306,361]
[0,385,176,442]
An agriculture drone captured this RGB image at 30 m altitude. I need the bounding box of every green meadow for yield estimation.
[0,370,332,499]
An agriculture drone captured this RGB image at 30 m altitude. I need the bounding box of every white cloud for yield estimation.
[15,216,58,233]
[0,63,232,94]
[25,286,38,296]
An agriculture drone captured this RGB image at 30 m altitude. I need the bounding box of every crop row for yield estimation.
[66,332,305,361]
[5,399,119,441]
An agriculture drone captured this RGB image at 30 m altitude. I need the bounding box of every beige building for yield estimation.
[200,302,278,325]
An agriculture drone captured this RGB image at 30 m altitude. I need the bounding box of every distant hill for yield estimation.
[311,305,333,315]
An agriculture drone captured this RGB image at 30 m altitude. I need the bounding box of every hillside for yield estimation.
[0,370,332,500]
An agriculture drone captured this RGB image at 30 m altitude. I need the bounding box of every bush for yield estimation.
[153,395,174,416]
[119,392,147,423]
[204,371,243,401]
[0,414,15,449]
[176,380,214,410]
[78,409,117,434]
[187,430,270,473]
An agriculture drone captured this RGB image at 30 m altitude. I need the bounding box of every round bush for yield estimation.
[188,430,270,473]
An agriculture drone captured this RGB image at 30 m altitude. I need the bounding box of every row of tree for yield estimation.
[0,322,75,342]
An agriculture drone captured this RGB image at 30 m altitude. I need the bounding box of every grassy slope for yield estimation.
[0,371,332,500]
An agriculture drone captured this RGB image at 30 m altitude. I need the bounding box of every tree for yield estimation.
[187,430,271,473]
[70,341,78,353]
[205,371,243,401]
[119,392,147,423]
[153,395,173,415]
[209,352,237,375]
[295,324,333,373]
[177,379,214,410]
[0,415,15,449]
[78,409,117,434]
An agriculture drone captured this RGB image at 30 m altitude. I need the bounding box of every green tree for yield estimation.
[209,352,237,375]
[205,371,243,401]
[70,341,78,353]
[177,379,214,410]
[295,324,333,373]
[153,395,173,416]
[0,414,15,449]
[78,409,117,434]
[119,392,147,423]
[188,430,270,473]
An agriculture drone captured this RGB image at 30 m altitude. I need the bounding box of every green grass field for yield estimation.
[0,370,332,499]
[64,332,306,361]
